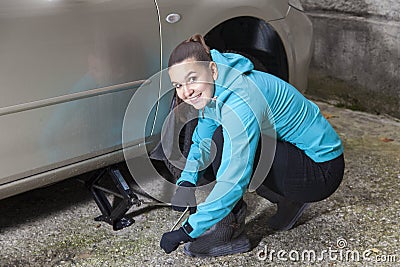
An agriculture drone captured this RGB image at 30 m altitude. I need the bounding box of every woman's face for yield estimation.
[168,58,218,110]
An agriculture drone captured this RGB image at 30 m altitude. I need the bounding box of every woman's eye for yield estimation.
[189,77,196,83]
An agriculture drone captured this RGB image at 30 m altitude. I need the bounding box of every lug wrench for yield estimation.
[170,206,190,232]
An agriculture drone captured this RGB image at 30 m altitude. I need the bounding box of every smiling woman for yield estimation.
[160,34,344,257]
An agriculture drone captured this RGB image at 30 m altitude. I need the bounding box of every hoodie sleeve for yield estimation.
[176,115,218,186]
[184,84,263,238]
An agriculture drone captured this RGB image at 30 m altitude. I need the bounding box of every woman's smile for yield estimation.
[187,93,202,103]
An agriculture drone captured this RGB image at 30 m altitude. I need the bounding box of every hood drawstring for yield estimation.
[202,97,217,119]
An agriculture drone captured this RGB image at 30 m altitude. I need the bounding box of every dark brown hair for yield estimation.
[168,34,211,67]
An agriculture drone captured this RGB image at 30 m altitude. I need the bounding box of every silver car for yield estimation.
[0,0,313,200]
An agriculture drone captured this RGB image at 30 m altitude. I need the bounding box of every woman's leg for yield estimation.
[184,126,251,257]
[207,126,245,211]
[205,126,344,231]
[255,140,344,230]
[259,140,344,203]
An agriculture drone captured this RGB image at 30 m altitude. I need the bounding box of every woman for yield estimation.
[160,34,344,257]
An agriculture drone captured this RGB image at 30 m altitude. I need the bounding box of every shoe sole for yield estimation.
[183,235,251,257]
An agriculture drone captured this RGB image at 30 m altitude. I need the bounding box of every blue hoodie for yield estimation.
[178,49,343,238]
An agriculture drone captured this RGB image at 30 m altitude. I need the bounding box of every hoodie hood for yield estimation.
[210,49,254,98]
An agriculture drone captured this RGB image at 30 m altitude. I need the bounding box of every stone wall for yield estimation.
[299,0,400,118]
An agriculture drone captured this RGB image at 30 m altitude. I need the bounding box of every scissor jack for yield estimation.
[85,166,143,231]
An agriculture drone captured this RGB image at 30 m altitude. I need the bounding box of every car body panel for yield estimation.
[156,0,288,68]
[269,6,314,91]
[0,0,160,191]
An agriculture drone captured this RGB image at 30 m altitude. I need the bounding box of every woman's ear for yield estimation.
[209,61,218,81]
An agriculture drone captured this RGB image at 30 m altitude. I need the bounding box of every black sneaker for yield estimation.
[183,232,251,257]
[268,200,310,231]
[183,202,251,257]
[256,185,309,231]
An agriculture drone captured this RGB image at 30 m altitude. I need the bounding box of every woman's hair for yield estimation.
[168,34,211,67]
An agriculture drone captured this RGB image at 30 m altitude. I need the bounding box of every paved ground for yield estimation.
[1,101,399,266]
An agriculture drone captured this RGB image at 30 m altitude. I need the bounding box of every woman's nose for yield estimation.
[182,84,194,97]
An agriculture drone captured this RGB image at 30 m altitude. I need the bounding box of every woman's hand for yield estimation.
[171,181,197,214]
[160,227,193,254]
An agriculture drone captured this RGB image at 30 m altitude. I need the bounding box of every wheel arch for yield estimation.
[204,16,289,82]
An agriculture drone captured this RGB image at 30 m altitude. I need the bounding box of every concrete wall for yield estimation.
[299,0,400,118]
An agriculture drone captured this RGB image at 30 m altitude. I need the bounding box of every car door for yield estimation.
[0,0,161,191]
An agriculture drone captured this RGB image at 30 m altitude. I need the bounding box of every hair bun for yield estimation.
[168,33,212,67]
[186,33,210,55]
[187,33,202,43]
